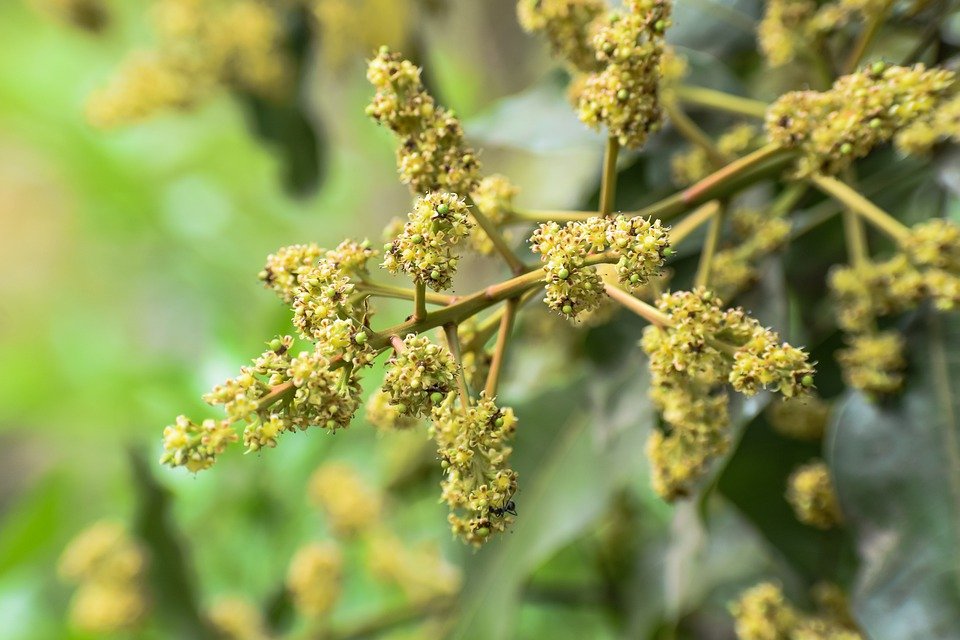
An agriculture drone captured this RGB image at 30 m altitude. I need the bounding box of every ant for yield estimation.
[490,500,517,518]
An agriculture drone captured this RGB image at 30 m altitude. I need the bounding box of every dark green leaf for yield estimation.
[828,310,960,638]
[453,351,656,639]
[129,449,212,640]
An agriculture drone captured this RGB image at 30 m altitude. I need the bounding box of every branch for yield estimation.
[484,297,519,398]
[467,196,526,275]
[443,323,471,407]
[808,173,910,243]
[631,145,795,221]
[673,85,769,119]
[356,281,453,305]
[694,201,727,288]
[668,200,720,246]
[325,597,455,640]
[603,282,671,326]
[369,254,617,351]
[664,98,730,167]
[414,282,427,321]
[599,136,620,216]
[509,209,599,223]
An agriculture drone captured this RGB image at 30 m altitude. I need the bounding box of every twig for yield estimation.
[356,281,453,305]
[484,298,519,398]
[694,201,726,288]
[325,597,455,640]
[668,200,721,246]
[510,209,598,223]
[599,136,620,216]
[444,323,471,408]
[808,173,910,242]
[664,98,730,167]
[844,0,894,74]
[673,85,769,119]
[603,283,672,326]
[414,282,427,321]
[467,196,526,274]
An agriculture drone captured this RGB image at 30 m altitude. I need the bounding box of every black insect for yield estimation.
[490,500,517,518]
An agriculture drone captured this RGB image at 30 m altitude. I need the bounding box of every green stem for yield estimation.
[484,297,518,398]
[509,209,598,223]
[468,196,525,274]
[603,282,671,326]
[599,136,620,216]
[517,146,794,228]
[844,0,893,74]
[790,167,926,240]
[694,202,727,288]
[463,288,542,353]
[414,282,427,321]
[325,597,455,640]
[769,182,807,218]
[664,98,730,167]
[805,38,835,89]
[673,85,769,119]
[842,208,870,268]
[370,255,616,351]
[808,173,910,243]
[632,145,793,221]
[356,281,453,305]
[257,380,295,411]
[668,200,720,246]
[443,323,471,407]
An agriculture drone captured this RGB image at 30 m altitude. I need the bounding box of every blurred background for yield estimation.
[3,0,946,638]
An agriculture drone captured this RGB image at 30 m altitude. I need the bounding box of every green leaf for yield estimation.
[129,449,212,640]
[452,351,656,639]
[0,473,67,577]
[828,310,960,638]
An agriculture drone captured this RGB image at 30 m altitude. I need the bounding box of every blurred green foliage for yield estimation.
[2,0,960,639]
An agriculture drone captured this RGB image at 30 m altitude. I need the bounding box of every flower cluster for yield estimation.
[904,218,960,272]
[516,0,607,73]
[366,47,481,196]
[766,63,956,176]
[58,521,150,634]
[786,460,843,529]
[767,394,831,441]
[430,393,519,545]
[757,0,885,68]
[642,289,814,499]
[671,124,759,186]
[259,243,326,304]
[577,0,671,149]
[88,0,292,127]
[470,175,520,255]
[828,218,960,393]
[367,532,462,602]
[308,462,383,538]
[710,207,792,300]
[858,220,960,316]
[449,319,494,390]
[836,331,907,396]
[530,215,670,320]
[730,582,862,640]
[382,192,473,290]
[895,93,960,155]
[366,388,420,430]
[207,596,269,640]
[382,334,459,419]
[292,258,374,366]
[309,0,416,70]
[286,542,343,618]
[162,337,363,470]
